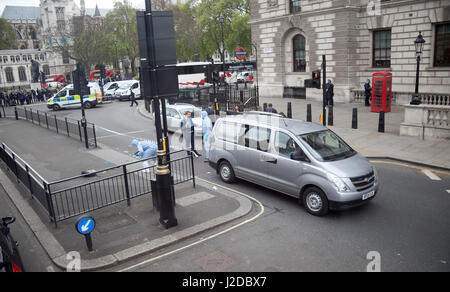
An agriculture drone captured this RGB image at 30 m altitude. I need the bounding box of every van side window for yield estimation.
[68,90,75,96]
[274,131,301,157]
[215,122,245,145]
[56,90,66,98]
[245,126,271,152]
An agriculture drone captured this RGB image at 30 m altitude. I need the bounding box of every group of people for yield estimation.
[0,89,51,107]
[131,106,214,170]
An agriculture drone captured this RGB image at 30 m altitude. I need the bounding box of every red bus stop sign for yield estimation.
[235,47,247,60]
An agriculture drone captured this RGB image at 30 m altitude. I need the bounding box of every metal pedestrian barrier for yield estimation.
[0,143,195,227]
[14,107,97,148]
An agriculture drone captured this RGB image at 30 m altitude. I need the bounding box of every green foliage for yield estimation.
[0,19,17,50]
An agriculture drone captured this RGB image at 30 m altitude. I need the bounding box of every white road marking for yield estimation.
[46,266,55,272]
[447,190,450,195]
[422,169,442,181]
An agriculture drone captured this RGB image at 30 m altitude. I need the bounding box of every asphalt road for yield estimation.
[2,101,450,272]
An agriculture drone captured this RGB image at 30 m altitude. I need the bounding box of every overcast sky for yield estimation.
[0,0,147,14]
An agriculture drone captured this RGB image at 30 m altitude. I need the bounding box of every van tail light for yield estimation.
[12,261,23,273]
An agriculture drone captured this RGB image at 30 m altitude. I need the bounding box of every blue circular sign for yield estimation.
[76,216,95,235]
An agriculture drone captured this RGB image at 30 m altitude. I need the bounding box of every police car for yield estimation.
[47,83,102,111]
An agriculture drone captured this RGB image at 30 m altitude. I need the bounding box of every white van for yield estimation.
[47,82,102,111]
[114,80,141,101]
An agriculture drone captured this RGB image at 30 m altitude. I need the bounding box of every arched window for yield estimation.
[293,34,306,72]
[18,66,27,81]
[43,65,50,75]
[5,67,14,82]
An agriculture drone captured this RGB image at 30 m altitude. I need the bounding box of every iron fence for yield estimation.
[14,107,97,148]
[172,85,259,111]
[0,142,195,227]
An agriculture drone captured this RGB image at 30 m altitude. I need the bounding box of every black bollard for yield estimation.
[328,106,334,126]
[307,104,312,122]
[287,102,292,119]
[263,103,268,112]
[14,107,18,120]
[352,108,358,129]
[378,110,385,133]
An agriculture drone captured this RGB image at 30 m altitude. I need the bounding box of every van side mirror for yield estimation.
[291,150,308,162]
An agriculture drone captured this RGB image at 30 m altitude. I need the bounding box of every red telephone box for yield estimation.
[371,71,392,113]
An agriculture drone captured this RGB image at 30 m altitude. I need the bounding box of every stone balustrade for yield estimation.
[400,104,450,141]
[351,90,450,106]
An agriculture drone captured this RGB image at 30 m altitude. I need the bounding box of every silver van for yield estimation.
[209,113,379,216]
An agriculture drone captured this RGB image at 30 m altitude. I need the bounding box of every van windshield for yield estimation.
[299,130,356,161]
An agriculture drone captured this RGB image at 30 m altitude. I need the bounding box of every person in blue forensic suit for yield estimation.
[202,111,213,162]
[131,139,157,172]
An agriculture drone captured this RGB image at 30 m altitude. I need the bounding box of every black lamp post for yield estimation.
[219,15,225,74]
[410,31,425,105]
[114,39,120,79]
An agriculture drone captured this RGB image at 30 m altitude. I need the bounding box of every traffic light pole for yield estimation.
[144,0,177,229]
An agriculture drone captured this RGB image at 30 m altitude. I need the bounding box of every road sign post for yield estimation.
[76,216,96,252]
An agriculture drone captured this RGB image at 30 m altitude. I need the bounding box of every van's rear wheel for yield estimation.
[53,104,61,111]
[84,102,92,109]
[303,187,329,216]
[218,161,236,183]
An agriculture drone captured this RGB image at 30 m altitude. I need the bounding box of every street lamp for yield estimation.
[219,15,225,74]
[114,39,120,80]
[410,31,425,105]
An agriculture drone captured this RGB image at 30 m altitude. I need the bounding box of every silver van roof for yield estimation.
[218,114,327,136]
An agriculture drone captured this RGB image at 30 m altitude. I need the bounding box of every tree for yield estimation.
[0,19,18,50]
[169,3,203,62]
[189,0,251,62]
[104,0,139,77]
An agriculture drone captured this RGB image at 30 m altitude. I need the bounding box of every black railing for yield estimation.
[172,85,259,111]
[0,143,51,217]
[14,107,97,148]
[0,143,195,227]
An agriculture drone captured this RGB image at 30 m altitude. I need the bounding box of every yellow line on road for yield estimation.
[117,177,265,272]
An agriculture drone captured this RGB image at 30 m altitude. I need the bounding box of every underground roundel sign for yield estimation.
[235,46,247,60]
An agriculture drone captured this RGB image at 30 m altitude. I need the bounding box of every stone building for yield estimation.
[0,0,108,90]
[249,0,450,103]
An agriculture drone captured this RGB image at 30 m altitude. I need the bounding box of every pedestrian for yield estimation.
[265,103,278,114]
[19,91,25,105]
[205,103,215,116]
[130,90,138,107]
[202,111,213,162]
[364,79,372,107]
[326,79,334,107]
[131,139,157,173]
[180,111,199,157]
[234,105,241,112]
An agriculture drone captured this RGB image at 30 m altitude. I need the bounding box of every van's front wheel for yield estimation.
[218,161,236,184]
[303,187,329,216]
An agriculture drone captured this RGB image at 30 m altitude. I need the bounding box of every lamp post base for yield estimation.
[410,93,422,105]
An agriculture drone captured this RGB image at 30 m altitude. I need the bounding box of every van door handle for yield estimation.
[261,154,277,164]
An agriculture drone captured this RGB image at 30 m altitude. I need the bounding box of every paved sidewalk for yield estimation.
[259,97,450,170]
[0,117,255,271]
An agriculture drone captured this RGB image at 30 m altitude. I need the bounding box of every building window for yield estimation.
[373,29,391,68]
[5,67,14,82]
[434,23,450,67]
[62,51,70,64]
[290,0,302,14]
[10,56,15,63]
[43,65,50,75]
[293,34,306,72]
[18,66,27,81]
[56,7,65,21]
[3,57,7,63]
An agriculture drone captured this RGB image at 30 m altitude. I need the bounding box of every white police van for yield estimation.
[47,82,102,111]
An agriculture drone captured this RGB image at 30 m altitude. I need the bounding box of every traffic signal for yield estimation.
[312,70,321,89]
[72,66,89,97]
[99,64,106,79]
[40,72,46,85]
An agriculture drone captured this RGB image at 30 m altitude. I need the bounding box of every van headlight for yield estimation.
[327,172,351,192]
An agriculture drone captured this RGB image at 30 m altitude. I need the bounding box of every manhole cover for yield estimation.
[193,250,237,272]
